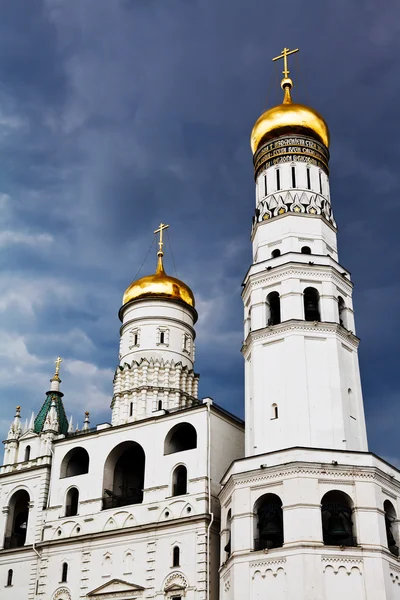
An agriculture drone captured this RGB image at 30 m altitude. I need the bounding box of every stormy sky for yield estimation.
[0,0,399,464]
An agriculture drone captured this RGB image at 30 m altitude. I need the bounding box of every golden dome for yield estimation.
[122,253,195,309]
[250,78,330,154]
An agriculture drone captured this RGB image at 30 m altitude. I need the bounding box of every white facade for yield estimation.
[218,76,400,599]
[0,269,244,600]
[1,66,400,600]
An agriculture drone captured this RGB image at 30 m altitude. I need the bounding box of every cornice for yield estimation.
[243,262,353,297]
[242,320,359,355]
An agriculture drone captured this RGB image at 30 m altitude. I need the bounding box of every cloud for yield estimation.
[0,0,397,466]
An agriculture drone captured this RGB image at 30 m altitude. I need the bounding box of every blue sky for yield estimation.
[0,0,399,464]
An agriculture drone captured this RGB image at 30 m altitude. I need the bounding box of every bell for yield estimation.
[327,513,348,539]
[305,299,320,321]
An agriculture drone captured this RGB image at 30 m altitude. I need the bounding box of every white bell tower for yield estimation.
[243,48,368,456]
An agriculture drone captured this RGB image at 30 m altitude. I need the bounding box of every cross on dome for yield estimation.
[272,46,299,79]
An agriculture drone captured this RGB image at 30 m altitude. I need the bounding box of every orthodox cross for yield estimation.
[272,47,299,78]
[154,222,169,254]
[55,356,63,377]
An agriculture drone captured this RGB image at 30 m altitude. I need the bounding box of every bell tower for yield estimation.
[243,48,367,456]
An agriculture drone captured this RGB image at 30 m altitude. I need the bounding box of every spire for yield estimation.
[28,411,35,431]
[68,415,74,433]
[82,411,90,432]
[7,406,22,440]
[154,222,169,274]
[34,359,68,436]
[43,397,59,432]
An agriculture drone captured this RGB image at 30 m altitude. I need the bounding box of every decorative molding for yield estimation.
[52,588,71,600]
[250,558,287,568]
[244,320,359,351]
[321,556,363,564]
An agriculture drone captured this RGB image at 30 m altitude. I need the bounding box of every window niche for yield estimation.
[164,423,197,455]
[157,327,169,346]
[303,287,320,322]
[130,328,140,348]
[60,447,89,478]
[172,465,188,496]
[61,562,68,583]
[65,487,79,517]
[182,334,191,354]
[102,441,145,509]
[173,545,180,567]
[254,493,283,551]
[4,489,30,549]
[266,291,281,326]
[384,500,399,557]
[6,569,13,587]
[321,490,356,547]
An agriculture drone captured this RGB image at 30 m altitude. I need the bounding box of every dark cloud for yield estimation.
[0,0,398,461]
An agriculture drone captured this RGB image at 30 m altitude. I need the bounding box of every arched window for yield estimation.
[384,500,399,556]
[24,445,31,462]
[164,423,197,455]
[224,509,232,558]
[338,296,347,328]
[173,546,180,567]
[321,490,356,546]
[102,441,145,509]
[4,489,30,549]
[65,487,79,517]
[60,447,89,478]
[271,248,281,258]
[254,493,283,551]
[61,562,68,583]
[271,404,278,419]
[157,400,163,411]
[266,291,281,326]
[6,569,13,586]
[172,465,187,496]
[304,287,320,321]
[301,246,311,255]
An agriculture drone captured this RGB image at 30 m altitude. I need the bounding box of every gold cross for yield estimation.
[55,356,63,377]
[272,47,299,79]
[154,222,169,254]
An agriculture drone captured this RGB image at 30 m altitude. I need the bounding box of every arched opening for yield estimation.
[61,562,68,583]
[164,423,197,455]
[60,447,89,478]
[65,487,79,517]
[224,509,232,558]
[271,249,281,258]
[266,291,281,326]
[6,569,13,587]
[173,546,180,567]
[338,296,347,328]
[254,493,283,551]
[384,500,399,556]
[4,489,30,549]
[301,246,312,255]
[321,490,356,546]
[172,465,187,496]
[102,441,145,509]
[157,399,163,411]
[304,287,320,321]
[24,445,31,462]
[271,403,278,419]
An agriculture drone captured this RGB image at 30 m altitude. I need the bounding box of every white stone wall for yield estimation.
[0,403,244,599]
[219,448,400,600]
[119,299,196,369]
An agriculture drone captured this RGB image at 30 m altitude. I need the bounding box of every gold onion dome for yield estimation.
[122,224,195,309]
[251,48,330,154]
